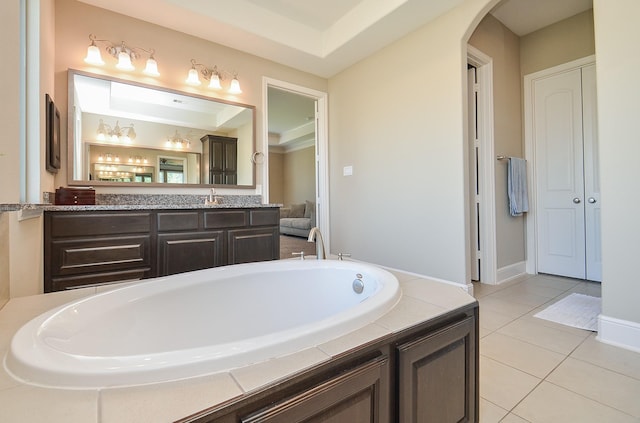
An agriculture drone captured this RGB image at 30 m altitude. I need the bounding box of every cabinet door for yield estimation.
[397,317,477,423]
[158,231,224,276]
[241,356,390,423]
[228,227,279,264]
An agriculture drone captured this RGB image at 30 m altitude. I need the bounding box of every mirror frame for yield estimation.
[67,69,257,188]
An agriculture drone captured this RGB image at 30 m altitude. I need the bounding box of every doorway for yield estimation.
[262,78,330,255]
[467,45,497,285]
[525,56,601,282]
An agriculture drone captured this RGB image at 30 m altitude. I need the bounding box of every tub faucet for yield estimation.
[307,227,326,259]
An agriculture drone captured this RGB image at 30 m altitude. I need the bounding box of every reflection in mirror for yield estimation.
[68,70,256,187]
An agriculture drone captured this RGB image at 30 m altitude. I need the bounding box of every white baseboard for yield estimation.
[597,314,640,353]
[496,261,527,285]
[378,264,473,293]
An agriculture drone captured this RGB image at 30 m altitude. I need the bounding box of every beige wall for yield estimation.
[521,9,595,76]
[0,1,54,299]
[328,1,496,285]
[593,0,640,339]
[0,214,8,309]
[9,214,44,297]
[54,0,327,196]
[268,147,315,206]
[0,1,22,204]
[283,147,315,206]
[268,151,284,204]
[468,13,524,270]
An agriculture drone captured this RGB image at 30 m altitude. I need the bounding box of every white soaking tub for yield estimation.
[5,259,400,388]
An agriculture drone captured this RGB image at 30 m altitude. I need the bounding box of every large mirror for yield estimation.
[68,70,256,187]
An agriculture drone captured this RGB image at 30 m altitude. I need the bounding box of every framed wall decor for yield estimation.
[46,93,61,173]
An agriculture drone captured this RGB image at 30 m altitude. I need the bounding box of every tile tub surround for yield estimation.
[0,265,476,423]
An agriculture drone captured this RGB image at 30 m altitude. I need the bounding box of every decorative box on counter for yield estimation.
[54,187,95,205]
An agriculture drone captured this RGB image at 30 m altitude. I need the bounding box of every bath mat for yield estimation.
[534,293,601,331]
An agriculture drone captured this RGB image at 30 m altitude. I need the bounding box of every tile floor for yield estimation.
[474,274,640,423]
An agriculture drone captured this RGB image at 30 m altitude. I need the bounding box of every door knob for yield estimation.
[573,197,581,204]
[588,197,597,204]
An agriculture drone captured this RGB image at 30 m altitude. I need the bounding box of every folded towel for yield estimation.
[508,157,529,217]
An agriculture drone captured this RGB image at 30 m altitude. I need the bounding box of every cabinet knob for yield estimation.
[572,197,581,204]
[588,197,597,204]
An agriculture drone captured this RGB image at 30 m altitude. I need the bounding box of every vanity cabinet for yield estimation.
[182,305,478,423]
[44,207,280,292]
[44,211,153,292]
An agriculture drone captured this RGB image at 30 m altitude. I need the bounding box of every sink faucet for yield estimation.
[307,227,326,259]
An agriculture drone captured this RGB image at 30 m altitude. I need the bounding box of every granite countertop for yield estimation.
[0,263,476,423]
[1,193,281,212]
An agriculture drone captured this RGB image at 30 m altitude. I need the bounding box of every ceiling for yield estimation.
[75,0,592,146]
[78,0,592,78]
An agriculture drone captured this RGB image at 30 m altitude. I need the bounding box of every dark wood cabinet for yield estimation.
[158,231,225,275]
[228,227,279,264]
[398,316,477,423]
[201,135,238,185]
[181,306,478,423]
[44,211,153,292]
[44,207,279,292]
[242,356,390,423]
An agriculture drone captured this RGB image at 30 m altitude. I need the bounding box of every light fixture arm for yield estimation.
[187,58,241,93]
[85,34,159,76]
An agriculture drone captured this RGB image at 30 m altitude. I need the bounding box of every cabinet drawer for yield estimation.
[48,212,152,237]
[48,268,150,292]
[49,235,151,277]
[204,210,247,229]
[157,211,200,231]
[250,209,279,226]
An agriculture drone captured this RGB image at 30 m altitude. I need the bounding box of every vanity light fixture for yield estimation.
[185,59,242,94]
[128,156,149,165]
[166,130,191,149]
[84,34,160,77]
[96,119,136,143]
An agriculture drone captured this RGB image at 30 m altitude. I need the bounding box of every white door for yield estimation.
[533,65,601,281]
[581,64,602,281]
[468,67,480,281]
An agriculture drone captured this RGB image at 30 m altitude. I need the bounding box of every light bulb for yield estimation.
[85,45,105,66]
[228,77,242,94]
[116,51,135,71]
[186,68,201,86]
[143,57,160,76]
[208,74,222,90]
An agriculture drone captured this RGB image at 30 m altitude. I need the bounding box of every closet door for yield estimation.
[534,69,586,279]
[533,65,601,282]
[582,64,602,281]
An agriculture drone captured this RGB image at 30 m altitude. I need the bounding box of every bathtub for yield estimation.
[5,259,400,389]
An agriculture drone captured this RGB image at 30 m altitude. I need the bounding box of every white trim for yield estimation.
[496,261,527,284]
[262,77,330,252]
[597,315,640,353]
[467,45,497,284]
[380,263,474,294]
[523,55,596,275]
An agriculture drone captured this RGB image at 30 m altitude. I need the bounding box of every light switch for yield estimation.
[343,165,353,176]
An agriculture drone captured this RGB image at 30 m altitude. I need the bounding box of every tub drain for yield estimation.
[352,274,364,294]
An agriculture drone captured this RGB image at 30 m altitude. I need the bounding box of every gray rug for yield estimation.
[534,293,601,332]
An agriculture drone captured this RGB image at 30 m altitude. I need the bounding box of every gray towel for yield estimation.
[508,157,529,217]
